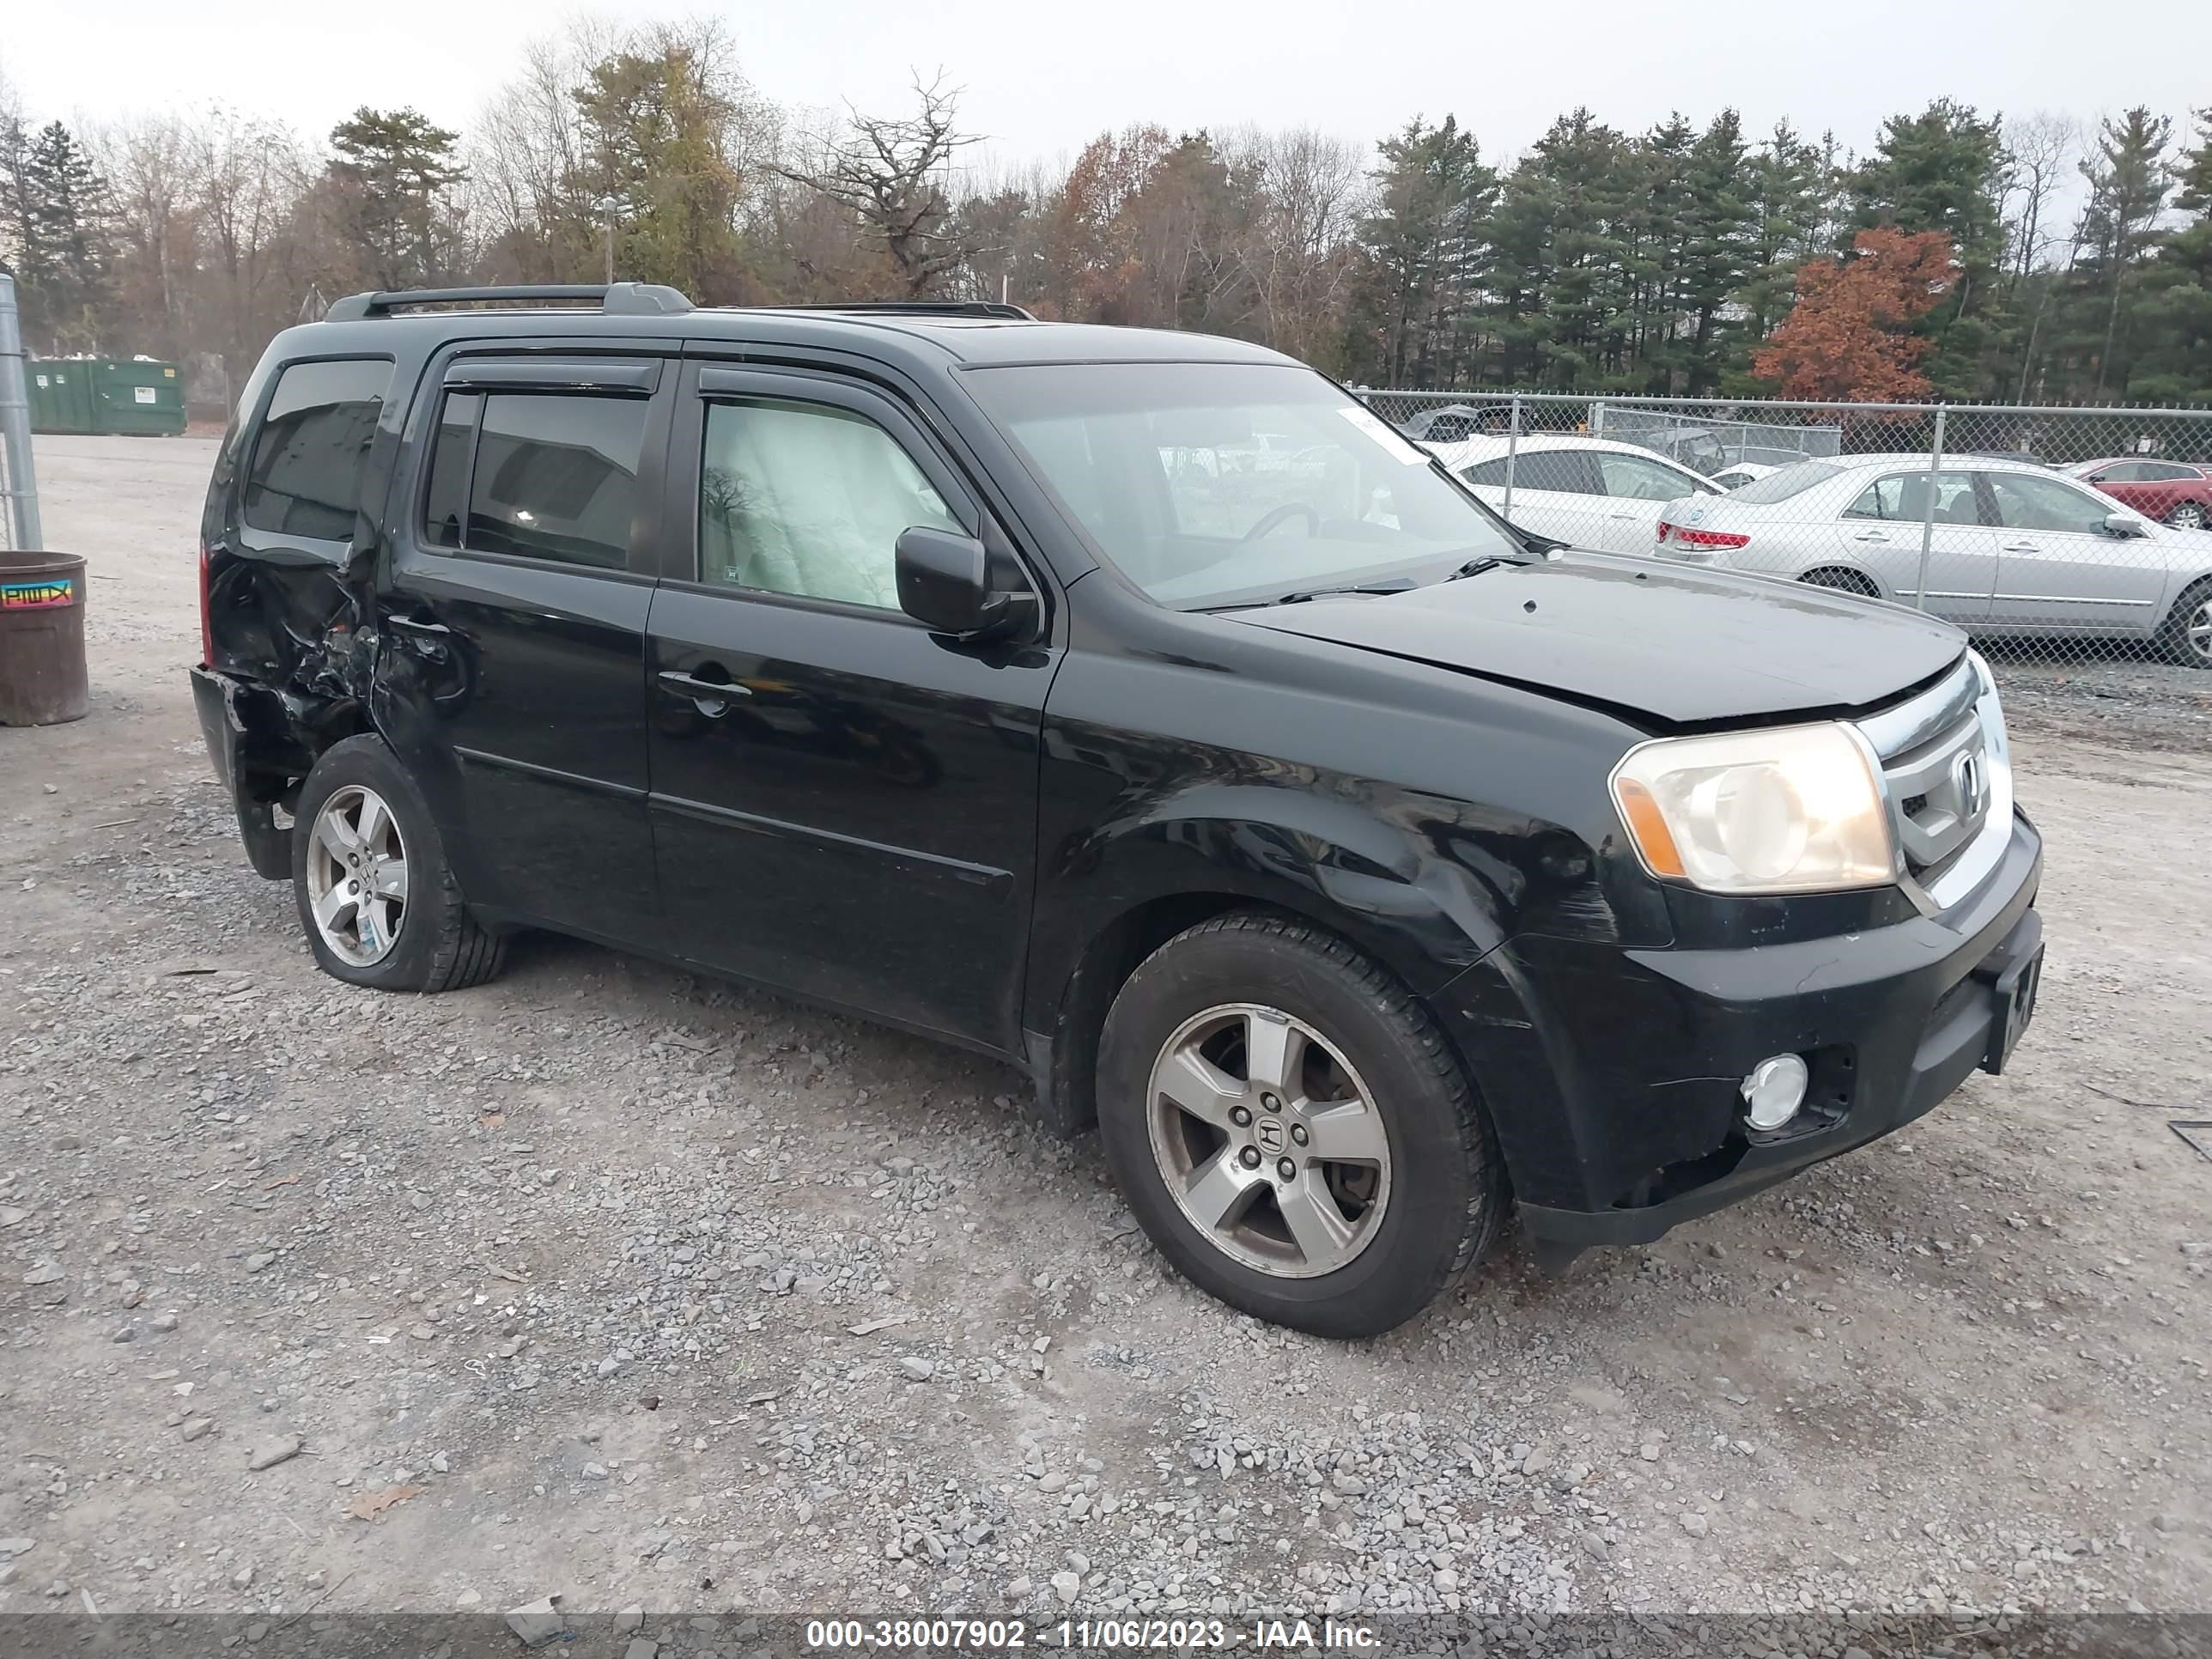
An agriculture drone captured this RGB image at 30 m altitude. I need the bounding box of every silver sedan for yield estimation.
[1650,453,2212,668]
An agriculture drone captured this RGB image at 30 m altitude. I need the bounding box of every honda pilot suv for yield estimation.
[192,284,2045,1337]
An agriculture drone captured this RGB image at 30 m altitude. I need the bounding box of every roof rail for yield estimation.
[773,301,1036,321]
[322,283,695,321]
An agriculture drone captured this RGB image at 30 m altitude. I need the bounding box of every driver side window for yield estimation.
[699,397,963,610]
[1987,472,2120,536]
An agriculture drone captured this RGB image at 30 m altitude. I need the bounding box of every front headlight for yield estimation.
[1610,721,1895,895]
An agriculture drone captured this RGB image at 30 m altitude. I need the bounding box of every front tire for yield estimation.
[1096,911,1504,1338]
[2164,501,2207,532]
[2154,577,2212,669]
[291,735,507,991]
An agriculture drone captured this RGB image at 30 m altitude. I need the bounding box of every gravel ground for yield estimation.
[2,437,2209,1643]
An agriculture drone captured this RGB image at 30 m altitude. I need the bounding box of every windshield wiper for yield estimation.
[1275,578,1418,605]
[1444,556,1504,581]
[1194,579,1417,612]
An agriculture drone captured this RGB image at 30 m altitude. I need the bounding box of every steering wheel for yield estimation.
[1242,501,1322,542]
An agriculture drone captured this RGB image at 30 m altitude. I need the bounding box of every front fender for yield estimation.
[1032,781,1519,1003]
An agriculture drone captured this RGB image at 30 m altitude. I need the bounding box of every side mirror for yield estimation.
[2103,513,2148,539]
[896,526,1020,635]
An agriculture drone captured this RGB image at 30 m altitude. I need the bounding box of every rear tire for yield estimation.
[291,735,507,991]
[1096,910,1504,1338]
[1801,566,1880,597]
[2164,501,2207,532]
[2153,577,2212,670]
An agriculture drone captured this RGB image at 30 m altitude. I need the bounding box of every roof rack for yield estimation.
[322,283,695,321]
[773,301,1036,321]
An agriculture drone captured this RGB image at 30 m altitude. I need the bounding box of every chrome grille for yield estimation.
[1854,654,2011,912]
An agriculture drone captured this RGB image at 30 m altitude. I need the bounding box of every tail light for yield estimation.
[198,541,215,668]
[1659,521,1751,550]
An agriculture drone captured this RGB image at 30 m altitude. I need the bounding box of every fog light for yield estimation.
[1741,1054,1809,1130]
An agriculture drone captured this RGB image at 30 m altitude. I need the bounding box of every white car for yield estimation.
[1424,434,1723,554]
[1651,453,2212,667]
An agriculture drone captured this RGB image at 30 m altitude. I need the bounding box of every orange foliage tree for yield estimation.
[1752,228,1958,401]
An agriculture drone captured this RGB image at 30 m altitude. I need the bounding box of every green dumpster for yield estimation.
[90,359,187,435]
[27,362,94,434]
[27,358,188,435]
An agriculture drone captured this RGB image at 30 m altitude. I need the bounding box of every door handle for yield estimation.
[2000,541,2039,553]
[657,668,752,714]
[1851,531,1891,543]
[385,613,452,635]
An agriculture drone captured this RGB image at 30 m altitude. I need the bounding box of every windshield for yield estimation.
[963,362,1525,608]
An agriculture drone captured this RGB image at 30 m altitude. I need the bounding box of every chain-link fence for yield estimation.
[1358,390,2212,685]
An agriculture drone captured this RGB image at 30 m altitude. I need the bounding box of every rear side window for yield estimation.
[1727,460,1842,503]
[1462,451,1600,494]
[422,391,647,570]
[241,359,392,540]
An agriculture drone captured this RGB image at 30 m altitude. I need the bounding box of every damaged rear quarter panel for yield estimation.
[200,349,404,777]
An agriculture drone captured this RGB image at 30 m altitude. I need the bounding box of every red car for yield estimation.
[2068,458,2212,531]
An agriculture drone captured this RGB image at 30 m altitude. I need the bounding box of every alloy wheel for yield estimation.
[2188,596,2212,665]
[305,785,410,966]
[2170,503,2207,531]
[1145,1003,1392,1279]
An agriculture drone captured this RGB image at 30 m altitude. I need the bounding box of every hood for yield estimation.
[1234,552,1966,726]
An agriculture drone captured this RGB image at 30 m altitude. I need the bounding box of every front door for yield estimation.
[1979,469,2173,634]
[1589,450,1717,552]
[645,362,1059,1050]
[377,352,672,938]
[1835,468,1999,623]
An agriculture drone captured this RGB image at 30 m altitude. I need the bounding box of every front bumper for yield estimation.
[1442,810,2043,1249]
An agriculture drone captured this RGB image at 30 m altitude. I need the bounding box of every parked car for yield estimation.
[1710,462,1779,490]
[1423,433,1723,553]
[1395,400,1518,443]
[1651,454,2212,666]
[192,286,2045,1338]
[2066,456,2212,532]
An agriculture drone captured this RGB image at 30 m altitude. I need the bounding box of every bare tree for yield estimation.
[96,114,199,357]
[2001,111,2078,289]
[775,75,979,296]
[1226,125,1366,366]
[192,110,313,395]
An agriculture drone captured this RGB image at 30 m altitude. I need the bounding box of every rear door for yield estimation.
[1837,469,1999,621]
[1981,469,2172,634]
[644,362,1058,1050]
[1457,449,1610,548]
[376,349,674,939]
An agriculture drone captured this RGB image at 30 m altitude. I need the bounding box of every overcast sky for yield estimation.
[4,0,2205,173]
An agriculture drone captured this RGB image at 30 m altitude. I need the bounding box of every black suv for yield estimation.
[191,284,2045,1337]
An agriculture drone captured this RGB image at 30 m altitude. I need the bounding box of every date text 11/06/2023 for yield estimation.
[803,1618,1382,1650]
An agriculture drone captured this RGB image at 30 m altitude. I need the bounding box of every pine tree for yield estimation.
[2059,107,2172,396]
[18,121,111,351]
[327,106,469,291]
[1732,125,1829,363]
[2125,109,2212,404]
[1354,117,1495,386]
[1674,110,1754,392]
[1849,100,2008,395]
[1492,110,1634,388]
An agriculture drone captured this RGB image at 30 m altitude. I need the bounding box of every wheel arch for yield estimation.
[1021,799,1516,1137]
[1797,562,1885,599]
